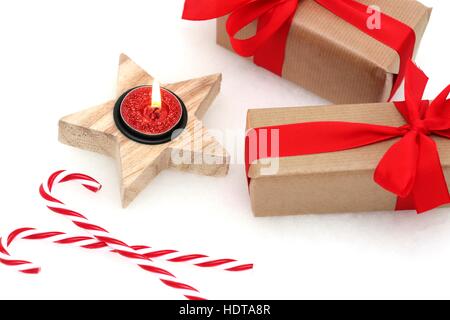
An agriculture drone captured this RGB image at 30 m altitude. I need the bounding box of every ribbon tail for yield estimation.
[389,37,416,101]
[406,134,450,213]
[374,131,418,198]
[395,193,416,212]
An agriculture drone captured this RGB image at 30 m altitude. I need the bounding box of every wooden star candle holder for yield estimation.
[59,54,230,207]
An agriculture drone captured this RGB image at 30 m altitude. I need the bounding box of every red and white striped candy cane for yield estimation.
[0,228,104,274]
[1,170,253,298]
[5,170,205,300]
[0,227,206,299]
[1,228,253,272]
[132,246,253,272]
[1,228,252,272]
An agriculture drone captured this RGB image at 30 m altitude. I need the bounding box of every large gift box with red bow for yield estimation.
[184,0,431,104]
[245,62,450,216]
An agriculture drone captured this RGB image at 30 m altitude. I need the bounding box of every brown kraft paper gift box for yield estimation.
[217,0,431,104]
[246,104,450,217]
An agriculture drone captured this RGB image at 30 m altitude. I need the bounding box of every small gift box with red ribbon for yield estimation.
[183,0,431,104]
[245,62,450,216]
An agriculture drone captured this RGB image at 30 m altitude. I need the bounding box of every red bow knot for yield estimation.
[411,120,430,135]
[371,63,450,213]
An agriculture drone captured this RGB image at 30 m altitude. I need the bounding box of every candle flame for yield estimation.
[151,79,162,109]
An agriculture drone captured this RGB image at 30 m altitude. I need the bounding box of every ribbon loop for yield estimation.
[403,61,429,122]
[226,0,298,57]
[428,85,450,119]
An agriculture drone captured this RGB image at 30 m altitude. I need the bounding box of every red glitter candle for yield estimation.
[120,85,183,136]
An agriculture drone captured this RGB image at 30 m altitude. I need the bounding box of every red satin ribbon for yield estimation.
[245,61,450,214]
[183,0,416,99]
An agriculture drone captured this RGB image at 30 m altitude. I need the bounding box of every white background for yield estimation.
[0,0,449,300]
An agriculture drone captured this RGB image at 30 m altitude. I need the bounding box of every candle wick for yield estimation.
[150,108,160,120]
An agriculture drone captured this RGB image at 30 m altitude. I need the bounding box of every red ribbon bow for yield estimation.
[183,0,415,99]
[246,61,450,214]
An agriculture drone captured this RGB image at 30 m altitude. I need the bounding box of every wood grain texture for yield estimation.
[59,54,230,207]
